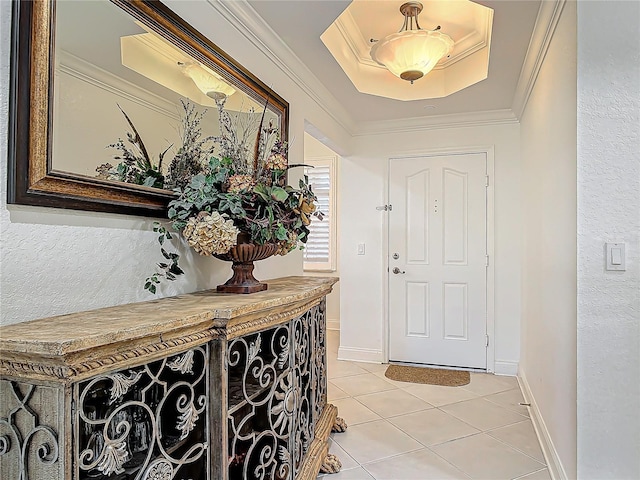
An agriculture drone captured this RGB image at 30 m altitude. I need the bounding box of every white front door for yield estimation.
[388,153,487,369]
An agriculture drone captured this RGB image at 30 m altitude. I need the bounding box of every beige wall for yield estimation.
[303,132,341,328]
[519,2,577,478]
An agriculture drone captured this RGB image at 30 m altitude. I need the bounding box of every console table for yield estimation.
[0,276,342,480]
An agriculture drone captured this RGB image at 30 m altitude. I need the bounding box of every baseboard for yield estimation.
[337,346,383,364]
[494,360,519,376]
[327,319,340,331]
[518,368,568,480]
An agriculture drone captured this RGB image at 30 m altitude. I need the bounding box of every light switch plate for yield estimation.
[357,243,365,255]
[606,242,625,271]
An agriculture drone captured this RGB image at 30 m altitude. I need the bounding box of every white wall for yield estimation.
[339,122,522,371]
[303,132,341,329]
[0,0,351,325]
[577,1,640,478]
[53,58,180,178]
[519,2,577,478]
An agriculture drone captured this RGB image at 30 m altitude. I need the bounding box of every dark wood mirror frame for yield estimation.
[7,0,289,217]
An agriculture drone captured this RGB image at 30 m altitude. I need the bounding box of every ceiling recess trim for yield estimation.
[321,1,494,101]
[202,0,564,138]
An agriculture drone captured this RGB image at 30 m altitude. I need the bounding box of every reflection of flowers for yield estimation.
[182,211,239,256]
[100,105,170,189]
[100,101,213,190]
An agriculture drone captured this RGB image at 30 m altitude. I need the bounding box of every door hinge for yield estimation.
[485,334,489,347]
[485,255,489,267]
[485,175,490,187]
[376,204,392,211]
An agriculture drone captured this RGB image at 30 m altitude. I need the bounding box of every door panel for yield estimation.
[389,153,487,369]
[406,282,430,337]
[443,169,467,265]
[406,170,430,263]
[443,283,468,339]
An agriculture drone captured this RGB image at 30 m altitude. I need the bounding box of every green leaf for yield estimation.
[271,186,289,202]
[253,184,270,202]
[275,224,288,241]
[149,284,157,294]
[170,264,184,275]
[161,248,170,259]
[189,174,206,190]
[142,176,157,187]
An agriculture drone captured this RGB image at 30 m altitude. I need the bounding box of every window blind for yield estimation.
[304,164,331,266]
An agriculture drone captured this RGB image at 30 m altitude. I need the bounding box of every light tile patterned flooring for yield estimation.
[318,331,550,480]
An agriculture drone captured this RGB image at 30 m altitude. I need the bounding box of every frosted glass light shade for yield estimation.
[181,63,236,99]
[371,29,454,81]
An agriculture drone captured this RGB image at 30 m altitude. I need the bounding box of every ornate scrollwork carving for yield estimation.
[167,350,195,375]
[227,326,293,480]
[0,381,60,479]
[108,371,143,404]
[142,459,173,480]
[226,303,326,480]
[76,346,209,479]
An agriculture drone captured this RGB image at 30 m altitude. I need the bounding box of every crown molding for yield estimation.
[354,109,518,136]
[58,51,179,119]
[205,0,355,135]
[512,0,567,119]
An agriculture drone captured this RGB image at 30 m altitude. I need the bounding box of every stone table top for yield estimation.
[0,276,337,360]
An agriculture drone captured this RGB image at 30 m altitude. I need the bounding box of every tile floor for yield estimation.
[318,331,550,480]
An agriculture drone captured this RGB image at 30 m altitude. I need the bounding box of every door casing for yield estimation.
[382,146,496,372]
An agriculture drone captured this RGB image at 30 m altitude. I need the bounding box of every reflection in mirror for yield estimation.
[52,0,279,192]
[8,0,287,216]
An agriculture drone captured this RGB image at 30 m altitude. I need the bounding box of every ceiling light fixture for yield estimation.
[179,62,236,100]
[370,2,454,84]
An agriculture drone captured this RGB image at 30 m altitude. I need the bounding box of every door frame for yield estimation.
[382,146,496,372]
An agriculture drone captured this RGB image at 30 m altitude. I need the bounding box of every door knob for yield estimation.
[392,267,405,274]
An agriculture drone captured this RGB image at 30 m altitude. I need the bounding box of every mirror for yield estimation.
[8,0,289,216]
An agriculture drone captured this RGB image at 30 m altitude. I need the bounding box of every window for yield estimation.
[303,156,337,271]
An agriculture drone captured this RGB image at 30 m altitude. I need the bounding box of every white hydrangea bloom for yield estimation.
[182,211,239,256]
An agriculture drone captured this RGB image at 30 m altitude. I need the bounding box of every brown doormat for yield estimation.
[385,364,470,387]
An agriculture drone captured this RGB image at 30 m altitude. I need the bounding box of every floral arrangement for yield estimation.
[97,101,214,190]
[138,99,322,294]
